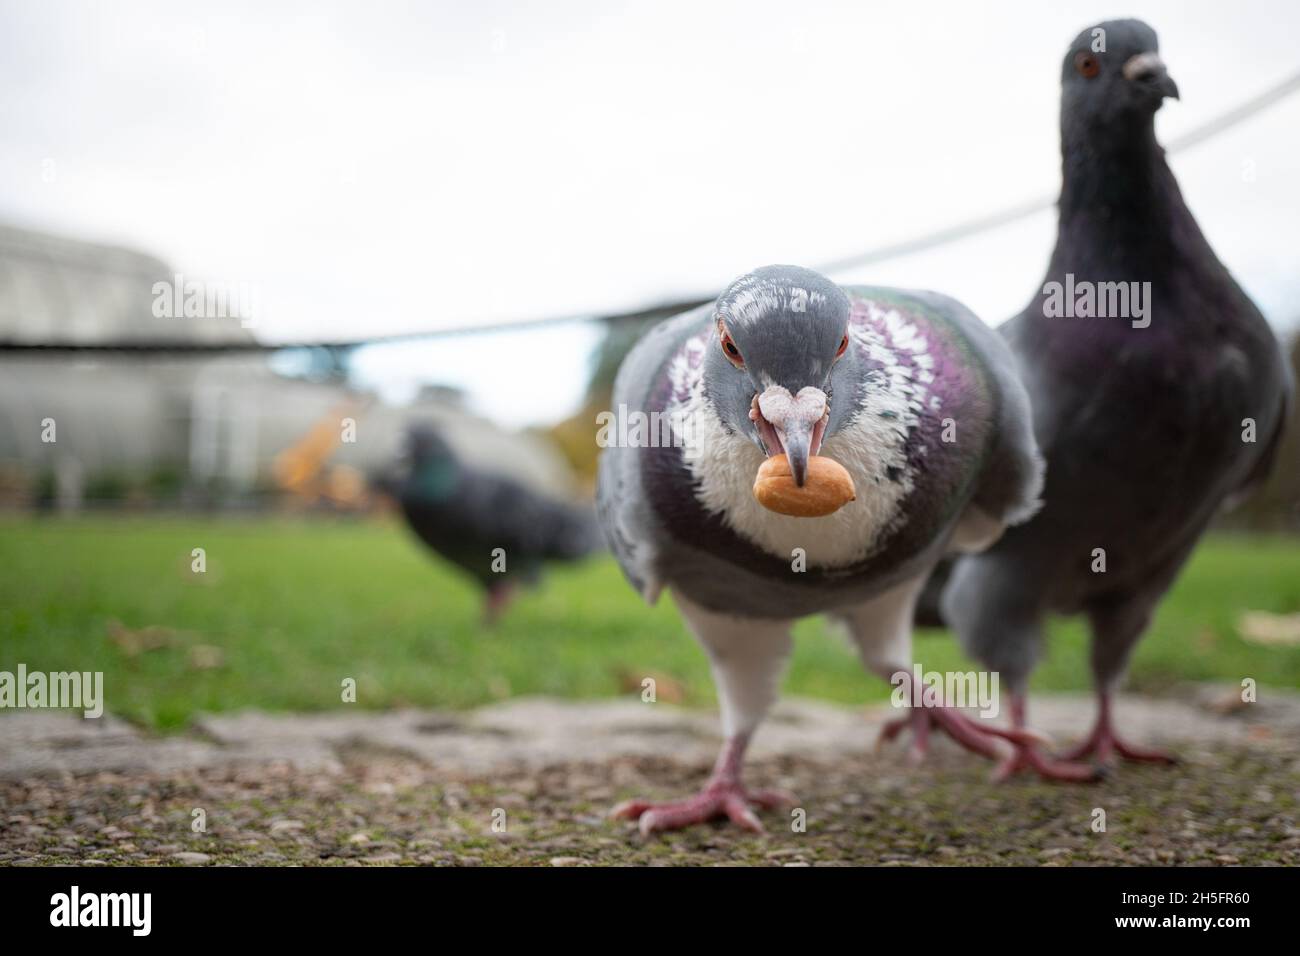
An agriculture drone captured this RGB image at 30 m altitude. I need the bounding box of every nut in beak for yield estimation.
[750,385,829,487]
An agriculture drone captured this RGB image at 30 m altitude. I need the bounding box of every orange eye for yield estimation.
[835,334,849,359]
[1075,52,1100,78]
[719,323,744,367]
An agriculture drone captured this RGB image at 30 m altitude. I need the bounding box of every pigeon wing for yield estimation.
[910,289,1045,527]
[596,307,710,604]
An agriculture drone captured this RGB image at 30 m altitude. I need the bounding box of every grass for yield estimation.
[1,516,1298,730]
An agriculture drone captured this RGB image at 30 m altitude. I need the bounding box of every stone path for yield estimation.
[3,687,1298,866]
[4,685,1294,780]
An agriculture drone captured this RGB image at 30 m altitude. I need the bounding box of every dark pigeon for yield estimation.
[375,424,599,622]
[940,19,1294,779]
[598,264,1046,834]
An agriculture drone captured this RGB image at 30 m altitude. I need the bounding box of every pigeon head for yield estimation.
[703,265,850,487]
[406,423,455,465]
[1061,19,1178,133]
[398,423,461,500]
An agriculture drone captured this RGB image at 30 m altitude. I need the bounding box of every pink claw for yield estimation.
[1057,692,1178,766]
[611,734,796,836]
[876,671,1049,764]
[991,743,1102,782]
[612,784,796,836]
[878,705,1046,762]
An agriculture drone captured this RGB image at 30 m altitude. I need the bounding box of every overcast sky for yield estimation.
[2,0,1298,425]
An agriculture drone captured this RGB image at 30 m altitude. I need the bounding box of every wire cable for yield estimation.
[4,67,1299,354]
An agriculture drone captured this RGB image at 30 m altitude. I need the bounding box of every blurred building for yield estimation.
[0,222,576,509]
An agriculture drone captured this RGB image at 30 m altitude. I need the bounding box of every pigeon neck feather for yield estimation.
[669,301,929,568]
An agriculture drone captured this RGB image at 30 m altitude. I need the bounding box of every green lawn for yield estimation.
[2,516,1298,730]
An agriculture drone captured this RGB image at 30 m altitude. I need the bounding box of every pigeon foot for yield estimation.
[991,743,1102,783]
[877,705,1043,762]
[611,783,796,836]
[1058,692,1178,766]
[610,733,795,836]
[482,582,517,627]
[1058,725,1178,765]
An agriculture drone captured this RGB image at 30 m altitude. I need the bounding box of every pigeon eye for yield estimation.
[835,334,849,360]
[1075,52,1100,78]
[719,325,744,367]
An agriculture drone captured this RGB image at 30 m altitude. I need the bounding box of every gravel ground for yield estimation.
[4,720,1299,866]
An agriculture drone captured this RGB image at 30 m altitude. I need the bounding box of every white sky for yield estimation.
[2,0,1298,426]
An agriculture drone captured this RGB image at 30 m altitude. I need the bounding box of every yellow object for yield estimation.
[272,401,372,509]
[753,454,856,517]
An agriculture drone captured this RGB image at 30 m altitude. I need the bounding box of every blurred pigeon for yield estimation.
[598,265,1045,833]
[941,19,1294,779]
[376,424,598,622]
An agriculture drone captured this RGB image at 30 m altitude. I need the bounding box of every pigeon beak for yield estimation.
[781,419,816,488]
[1123,52,1179,100]
[1153,69,1179,101]
[753,385,829,488]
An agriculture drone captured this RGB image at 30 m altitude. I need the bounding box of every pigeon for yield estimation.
[940,19,1294,780]
[375,424,599,622]
[597,264,1046,833]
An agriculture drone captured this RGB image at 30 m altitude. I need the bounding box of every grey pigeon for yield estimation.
[598,264,1045,833]
[941,19,1294,779]
[375,424,599,622]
